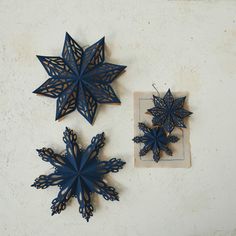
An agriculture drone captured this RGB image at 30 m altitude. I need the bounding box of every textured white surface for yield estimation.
[1,1,236,235]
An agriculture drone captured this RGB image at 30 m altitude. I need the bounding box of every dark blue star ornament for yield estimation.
[148,89,192,133]
[33,33,126,124]
[31,127,125,221]
[133,123,179,162]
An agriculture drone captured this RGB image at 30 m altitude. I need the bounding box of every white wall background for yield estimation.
[1,1,236,235]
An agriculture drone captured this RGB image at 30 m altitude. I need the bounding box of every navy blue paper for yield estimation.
[133,123,179,162]
[32,127,125,221]
[34,33,126,124]
[148,89,192,133]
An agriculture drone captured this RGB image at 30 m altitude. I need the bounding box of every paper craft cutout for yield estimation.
[148,89,192,133]
[33,33,126,124]
[133,91,191,168]
[31,127,125,222]
[133,122,179,162]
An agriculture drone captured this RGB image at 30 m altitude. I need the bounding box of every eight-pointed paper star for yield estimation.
[133,123,179,162]
[148,89,192,133]
[31,127,125,222]
[33,33,126,124]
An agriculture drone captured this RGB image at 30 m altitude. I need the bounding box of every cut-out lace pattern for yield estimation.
[32,127,125,222]
[133,123,179,162]
[34,33,126,124]
[148,89,192,133]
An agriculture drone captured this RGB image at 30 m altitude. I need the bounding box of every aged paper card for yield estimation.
[134,91,191,168]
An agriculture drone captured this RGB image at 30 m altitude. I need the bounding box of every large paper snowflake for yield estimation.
[148,89,192,133]
[31,127,125,221]
[133,123,179,162]
[33,33,126,124]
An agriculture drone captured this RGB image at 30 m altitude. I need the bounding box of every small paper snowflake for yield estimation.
[33,33,126,124]
[133,123,179,162]
[148,89,192,133]
[31,127,125,222]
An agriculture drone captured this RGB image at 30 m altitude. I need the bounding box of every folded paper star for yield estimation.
[33,33,126,124]
[31,127,125,221]
[133,123,179,162]
[148,89,192,133]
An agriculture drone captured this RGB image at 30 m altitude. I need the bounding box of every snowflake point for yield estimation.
[32,88,39,94]
[100,36,105,43]
[55,112,62,121]
[36,55,45,63]
[65,31,71,38]
[36,55,42,59]
[132,136,141,143]
[36,148,42,155]
[119,65,127,71]
[114,97,121,104]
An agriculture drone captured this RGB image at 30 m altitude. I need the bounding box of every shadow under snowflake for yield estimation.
[31,127,125,221]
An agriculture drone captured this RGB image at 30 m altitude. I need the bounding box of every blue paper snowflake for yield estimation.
[31,127,125,221]
[148,89,192,133]
[133,123,179,162]
[33,33,126,124]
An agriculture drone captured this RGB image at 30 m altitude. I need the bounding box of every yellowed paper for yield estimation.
[134,91,191,168]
